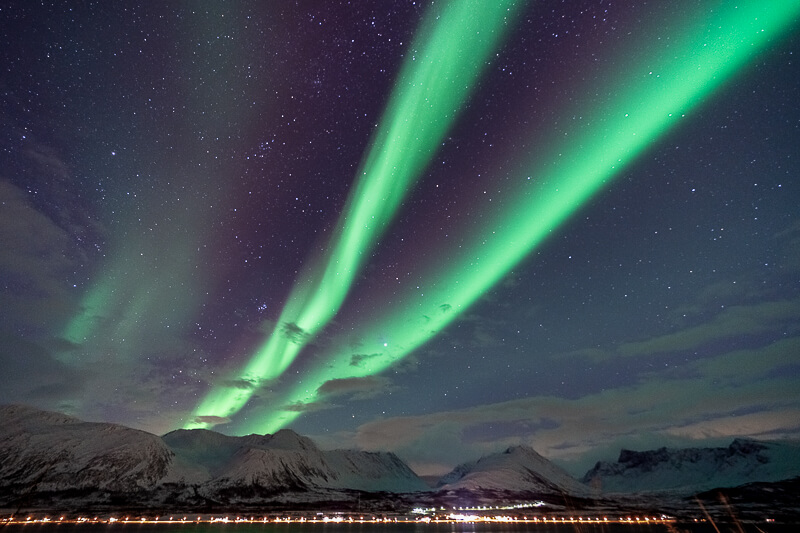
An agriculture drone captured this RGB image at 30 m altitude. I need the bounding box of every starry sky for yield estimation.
[1,0,799,477]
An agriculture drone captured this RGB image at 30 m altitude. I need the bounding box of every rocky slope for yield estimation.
[583,438,800,495]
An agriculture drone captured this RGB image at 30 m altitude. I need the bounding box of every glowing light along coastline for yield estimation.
[186,0,524,427]
[244,0,800,434]
[3,513,676,525]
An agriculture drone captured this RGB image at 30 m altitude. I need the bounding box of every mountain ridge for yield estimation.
[583,438,800,495]
[0,404,427,508]
[2,404,800,513]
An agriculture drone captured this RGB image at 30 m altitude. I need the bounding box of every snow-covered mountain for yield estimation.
[0,404,426,509]
[6,404,800,513]
[437,445,589,495]
[161,427,427,493]
[0,404,172,493]
[583,438,800,495]
[324,449,429,492]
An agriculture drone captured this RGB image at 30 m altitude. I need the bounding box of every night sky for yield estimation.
[1,0,799,477]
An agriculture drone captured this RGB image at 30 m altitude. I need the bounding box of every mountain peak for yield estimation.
[438,443,587,495]
[503,444,544,457]
[265,428,317,451]
[729,438,767,456]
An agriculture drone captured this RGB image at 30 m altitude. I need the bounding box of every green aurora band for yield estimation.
[237,0,800,434]
[60,3,258,416]
[187,0,524,427]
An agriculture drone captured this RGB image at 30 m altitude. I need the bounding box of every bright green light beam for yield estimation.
[186,0,525,427]
[246,0,800,434]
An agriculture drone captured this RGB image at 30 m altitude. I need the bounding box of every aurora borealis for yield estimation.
[2,0,799,476]
[187,0,524,427]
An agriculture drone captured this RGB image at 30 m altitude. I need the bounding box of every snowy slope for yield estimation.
[162,428,334,489]
[437,445,589,495]
[0,404,173,492]
[583,439,800,495]
[0,404,428,506]
[162,427,428,493]
[324,449,426,492]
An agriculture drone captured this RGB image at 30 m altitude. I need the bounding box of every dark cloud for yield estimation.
[192,415,231,427]
[349,352,382,367]
[24,145,71,182]
[0,180,80,335]
[281,322,309,345]
[317,376,396,400]
[283,401,333,413]
[21,144,106,257]
[462,418,560,444]
[773,222,800,274]
[0,332,85,404]
[223,378,259,390]
[565,298,800,362]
